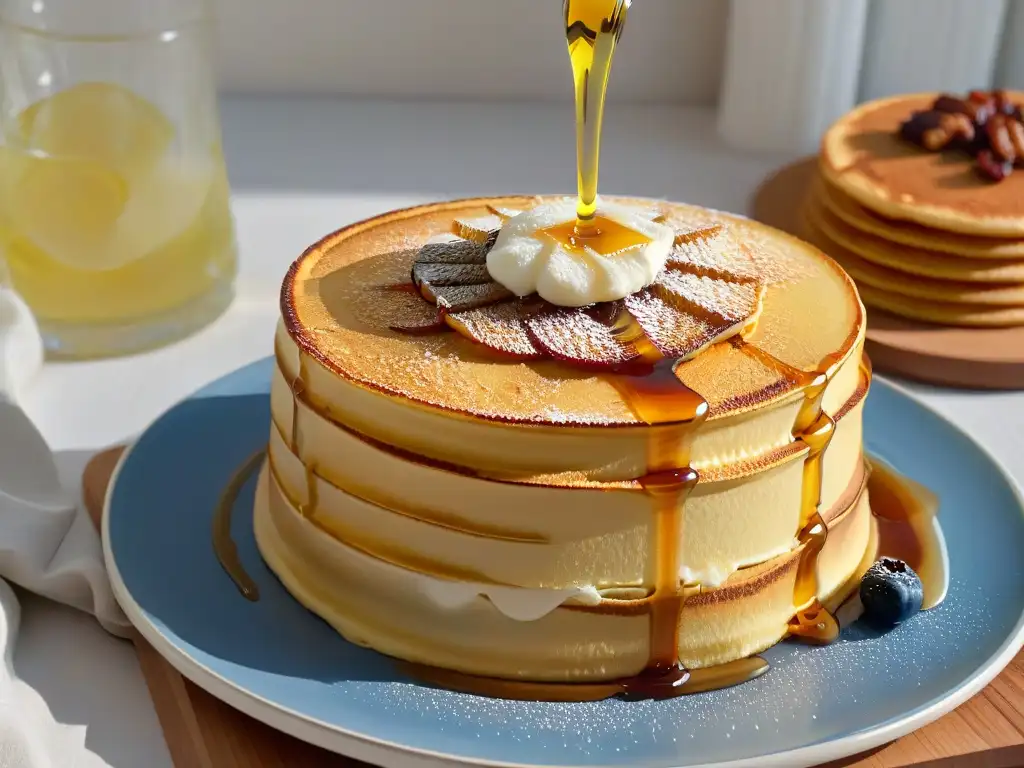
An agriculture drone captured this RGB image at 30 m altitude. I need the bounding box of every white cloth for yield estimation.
[0,287,43,403]
[0,287,128,767]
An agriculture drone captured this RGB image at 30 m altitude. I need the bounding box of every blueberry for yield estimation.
[859,557,924,627]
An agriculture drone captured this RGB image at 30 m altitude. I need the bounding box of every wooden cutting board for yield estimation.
[84,447,1024,767]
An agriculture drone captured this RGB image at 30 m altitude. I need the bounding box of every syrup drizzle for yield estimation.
[608,310,710,694]
[559,3,709,693]
[541,215,652,256]
[212,449,265,601]
[787,354,844,643]
[221,0,920,699]
[735,340,846,644]
[255,310,944,701]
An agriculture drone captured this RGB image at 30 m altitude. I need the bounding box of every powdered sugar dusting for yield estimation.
[412,263,491,287]
[416,236,489,265]
[424,282,513,312]
[623,290,719,359]
[525,305,639,367]
[655,271,763,325]
[447,302,540,358]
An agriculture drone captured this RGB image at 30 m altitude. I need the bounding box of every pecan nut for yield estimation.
[986,114,1016,162]
[900,89,1023,182]
[899,110,944,147]
[940,112,976,146]
[1008,118,1024,164]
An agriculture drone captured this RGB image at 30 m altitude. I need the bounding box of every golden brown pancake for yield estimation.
[808,192,1024,284]
[283,195,862,430]
[821,92,1024,237]
[819,181,1024,259]
[803,211,1024,306]
[859,284,1024,327]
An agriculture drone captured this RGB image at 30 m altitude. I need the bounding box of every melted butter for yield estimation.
[541,215,652,256]
[212,449,265,601]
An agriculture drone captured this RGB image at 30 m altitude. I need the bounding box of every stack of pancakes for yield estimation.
[803,92,1024,328]
[256,196,873,681]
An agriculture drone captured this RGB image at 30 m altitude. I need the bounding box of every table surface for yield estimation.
[16,96,1024,768]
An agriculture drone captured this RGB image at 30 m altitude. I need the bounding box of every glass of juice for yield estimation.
[0,0,237,358]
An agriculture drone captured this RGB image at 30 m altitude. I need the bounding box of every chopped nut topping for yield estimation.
[897,89,1024,183]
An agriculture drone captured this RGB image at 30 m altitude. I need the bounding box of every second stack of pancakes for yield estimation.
[802,90,1024,328]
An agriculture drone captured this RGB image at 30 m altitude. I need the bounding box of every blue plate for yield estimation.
[104,358,1024,768]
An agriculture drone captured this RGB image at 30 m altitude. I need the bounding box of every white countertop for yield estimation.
[15,96,1024,767]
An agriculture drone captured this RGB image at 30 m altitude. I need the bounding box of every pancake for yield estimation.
[280,196,864,478]
[807,223,1024,306]
[804,206,1024,306]
[859,284,1024,327]
[255,459,874,677]
[820,92,1024,237]
[809,191,1024,284]
[268,359,868,592]
[819,181,1024,259]
[257,195,873,684]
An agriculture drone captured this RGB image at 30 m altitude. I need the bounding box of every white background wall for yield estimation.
[213,0,729,103]
[213,0,1024,104]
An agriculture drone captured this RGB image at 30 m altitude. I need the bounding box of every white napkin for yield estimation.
[0,286,129,767]
[0,285,44,402]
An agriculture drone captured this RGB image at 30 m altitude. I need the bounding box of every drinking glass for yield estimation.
[0,0,237,358]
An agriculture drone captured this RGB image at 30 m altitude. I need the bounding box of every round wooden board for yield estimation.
[751,158,1024,390]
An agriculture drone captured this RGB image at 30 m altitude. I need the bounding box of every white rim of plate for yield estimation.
[102,371,1024,768]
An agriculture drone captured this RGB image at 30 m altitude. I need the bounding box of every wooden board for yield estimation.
[84,446,1024,767]
[752,158,1024,391]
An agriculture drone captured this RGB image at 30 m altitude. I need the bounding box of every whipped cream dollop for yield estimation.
[486,198,675,307]
[417,578,602,622]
